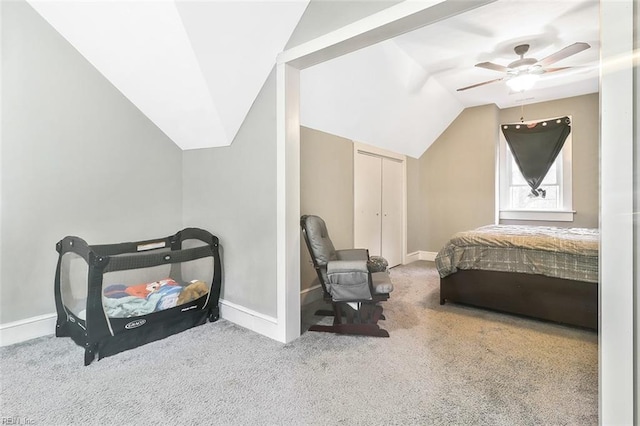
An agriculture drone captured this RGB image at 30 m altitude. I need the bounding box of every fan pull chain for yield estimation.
[520,104,525,123]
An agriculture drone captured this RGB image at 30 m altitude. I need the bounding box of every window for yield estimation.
[506,148,561,210]
[498,116,574,222]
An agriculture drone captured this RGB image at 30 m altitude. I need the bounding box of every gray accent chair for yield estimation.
[301,215,393,337]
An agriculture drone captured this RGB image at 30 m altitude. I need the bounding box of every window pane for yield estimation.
[509,185,559,210]
[510,157,527,185]
[542,161,557,185]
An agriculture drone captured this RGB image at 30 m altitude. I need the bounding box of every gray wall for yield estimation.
[416,94,599,253]
[182,69,278,317]
[0,0,404,326]
[289,0,423,261]
[418,104,499,252]
[0,0,183,323]
[300,126,354,293]
[299,128,424,277]
[181,1,403,318]
[499,94,599,228]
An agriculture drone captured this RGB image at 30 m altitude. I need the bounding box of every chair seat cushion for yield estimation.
[371,271,393,294]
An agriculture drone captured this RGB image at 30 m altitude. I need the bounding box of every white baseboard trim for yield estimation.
[0,313,56,347]
[3,282,396,346]
[405,251,420,264]
[1,301,283,346]
[2,301,284,347]
[420,251,438,262]
[404,251,437,264]
[300,284,323,306]
[219,298,280,341]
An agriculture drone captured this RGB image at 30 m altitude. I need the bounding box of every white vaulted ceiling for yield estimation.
[27,0,308,150]
[300,39,465,159]
[300,0,599,157]
[27,0,599,157]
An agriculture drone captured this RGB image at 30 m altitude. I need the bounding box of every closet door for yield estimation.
[381,158,403,267]
[354,153,382,256]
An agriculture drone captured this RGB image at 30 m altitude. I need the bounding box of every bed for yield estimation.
[436,225,598,329]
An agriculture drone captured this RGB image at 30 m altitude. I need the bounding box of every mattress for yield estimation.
[435,224,599,283]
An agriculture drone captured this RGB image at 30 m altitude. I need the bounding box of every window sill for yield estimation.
[499,209,575,222]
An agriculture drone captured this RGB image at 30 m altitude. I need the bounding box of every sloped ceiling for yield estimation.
[301,39,464,159]
[395,0,599,109]
[27,0,308,150]
[300,0,599,158]
[27,0,599,158]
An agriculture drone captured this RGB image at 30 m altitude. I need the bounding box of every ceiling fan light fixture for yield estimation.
[506,73,539,92]
[458,42,590,93]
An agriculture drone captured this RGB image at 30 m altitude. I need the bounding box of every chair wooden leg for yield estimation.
[352,303,383,324]
[314,309,336,317]
[308,323,390,337]
[345,305,355,324]
[316,305,385,320]
[370,304,384,323]
[308,301,390,337]
[333,302,343,326]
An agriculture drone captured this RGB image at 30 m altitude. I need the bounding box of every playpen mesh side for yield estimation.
[59,251,90,320]
[101,240,215,319]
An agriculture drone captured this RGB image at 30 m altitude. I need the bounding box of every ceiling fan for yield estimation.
[457,42,591,92]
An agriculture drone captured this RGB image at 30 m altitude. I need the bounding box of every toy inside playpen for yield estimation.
[54,228,221,365]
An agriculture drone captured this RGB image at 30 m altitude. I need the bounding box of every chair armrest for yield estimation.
[327,259,368,274]
[335,249,368,261]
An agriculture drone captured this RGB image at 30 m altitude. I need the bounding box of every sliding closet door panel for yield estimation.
[354,153,382,255]
[381,158,403,267]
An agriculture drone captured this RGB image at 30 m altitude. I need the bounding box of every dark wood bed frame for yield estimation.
[440,269,598,330]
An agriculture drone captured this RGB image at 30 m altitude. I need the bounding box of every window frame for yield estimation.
[498,116,574,222]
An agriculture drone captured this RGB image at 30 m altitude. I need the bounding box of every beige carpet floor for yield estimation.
[0,261,597,425]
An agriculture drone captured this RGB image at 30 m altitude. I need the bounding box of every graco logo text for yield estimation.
[125,319,146,329]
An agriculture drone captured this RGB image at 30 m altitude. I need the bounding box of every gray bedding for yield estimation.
[435,225,599,283]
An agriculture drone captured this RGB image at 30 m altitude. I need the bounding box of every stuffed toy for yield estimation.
[177,280,209,305]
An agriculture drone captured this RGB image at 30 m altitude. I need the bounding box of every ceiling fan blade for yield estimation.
[538,65,597,81]
[475,62,509,73]
[457,77,504,91]
[536,42,591,67]
[541,66,572,74]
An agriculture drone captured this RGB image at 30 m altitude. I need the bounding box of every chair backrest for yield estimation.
[300,215,338,296]
[300,215,337,267]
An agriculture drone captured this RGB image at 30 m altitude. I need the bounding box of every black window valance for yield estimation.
[501,116,571,197]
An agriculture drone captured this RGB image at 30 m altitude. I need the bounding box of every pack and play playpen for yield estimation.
[54,228,222,365]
